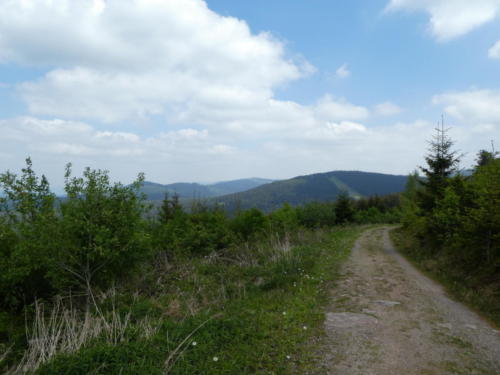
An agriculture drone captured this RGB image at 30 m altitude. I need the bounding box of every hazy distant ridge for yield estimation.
[215,170,408,212]
[139,178,274,200]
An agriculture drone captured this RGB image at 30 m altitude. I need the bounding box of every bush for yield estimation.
[296,202,336,228]
[155,207,234,258]
[52,164,152,291]
[0,158,58,308]
[269,203,299,235]
[231,208,269,241]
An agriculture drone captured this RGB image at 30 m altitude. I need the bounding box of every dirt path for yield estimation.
[312,227,500,375]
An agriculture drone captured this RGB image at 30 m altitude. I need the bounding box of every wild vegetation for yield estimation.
[393,125,500,325]
[0,159,397,374]
[2,125,496,373]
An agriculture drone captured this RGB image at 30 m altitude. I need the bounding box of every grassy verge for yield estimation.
[390,227,500,328]
[5,226,362,374]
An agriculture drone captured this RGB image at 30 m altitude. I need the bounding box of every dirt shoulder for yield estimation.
[310,226,500,375]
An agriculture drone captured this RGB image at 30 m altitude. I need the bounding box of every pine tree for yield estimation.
[419,120,460,212]
[159,192,183,224]
[335,190,354,224]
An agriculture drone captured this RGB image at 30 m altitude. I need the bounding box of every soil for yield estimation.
[310,227,500,375]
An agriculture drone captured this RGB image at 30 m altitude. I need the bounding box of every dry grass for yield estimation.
[8,290,159,374]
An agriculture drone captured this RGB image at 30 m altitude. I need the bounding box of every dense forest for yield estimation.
[215,171,408,212]
[0,125,498,373]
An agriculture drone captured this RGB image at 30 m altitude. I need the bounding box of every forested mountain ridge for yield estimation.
[215,170,408,212]
[138,178,273,200]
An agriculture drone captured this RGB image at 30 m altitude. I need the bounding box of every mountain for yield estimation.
[139,178,273,200]
[215,171,409,212]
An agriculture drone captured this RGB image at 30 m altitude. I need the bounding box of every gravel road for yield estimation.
[312,227,500,375]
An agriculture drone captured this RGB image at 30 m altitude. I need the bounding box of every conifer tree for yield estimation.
[335,190,354,224]
[419,120,460,212]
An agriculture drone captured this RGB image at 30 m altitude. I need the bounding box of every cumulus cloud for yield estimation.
[3,1,497,186]
[374,101,402,116]
[0,0,306,123]
[433,89,500,125]
[386,0,500,41]
[488,40,500,59]
[335,64,351,78]
[314,95,370,122]
[3,111,496,187]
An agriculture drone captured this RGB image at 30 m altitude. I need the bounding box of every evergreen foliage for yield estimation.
[398,127,500,324]
[334,191,354,224]
[418,124,460,212]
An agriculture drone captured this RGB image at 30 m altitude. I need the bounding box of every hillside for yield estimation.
[139,178,273,200]
[215,171,408,212]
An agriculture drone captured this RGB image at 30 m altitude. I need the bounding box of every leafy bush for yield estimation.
[269,203,299,235]
[0,158,58,308]
[0,160,151,309]
[296,202,336,228]
[155,206,234,258]
[230,208,269,241]
[52,164,151,291]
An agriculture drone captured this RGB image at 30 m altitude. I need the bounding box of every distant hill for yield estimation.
[215,171,408,212]
[139,178,273,200]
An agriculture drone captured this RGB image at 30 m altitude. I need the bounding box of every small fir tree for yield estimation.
[419,121,460,212]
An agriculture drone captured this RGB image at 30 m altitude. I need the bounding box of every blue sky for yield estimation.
[1,0,499,189]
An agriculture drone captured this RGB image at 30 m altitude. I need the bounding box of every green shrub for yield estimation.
[269,203,299,234]
[230,208,269,241]
[296,202,336,228]
[51,164,151,291]
[0,158,58,308]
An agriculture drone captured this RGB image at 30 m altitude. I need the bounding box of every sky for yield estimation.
[0,0,499,190]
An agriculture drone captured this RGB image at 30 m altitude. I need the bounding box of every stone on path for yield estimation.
[374,300,401,307]
[325,312,378,329]
[437,323,453,330]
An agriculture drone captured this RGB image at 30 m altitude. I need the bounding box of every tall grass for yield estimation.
[7,291,159,374]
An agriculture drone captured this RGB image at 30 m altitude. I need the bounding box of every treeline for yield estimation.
[397,126,500,321]
[0,159,400,312]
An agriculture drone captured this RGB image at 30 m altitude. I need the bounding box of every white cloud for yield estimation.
[433,89,500,124]
[336,63,351,78]
[386,0,500,41]
[374,101,402,116]
[2,1,498,185]
[314,95,370,122]
[0,0,307,123]
[488,40,500,59]
[3,110,497,187]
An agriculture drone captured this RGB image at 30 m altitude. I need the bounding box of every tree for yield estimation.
[475,149,498,168]
[159,192,183,224]
[400,171,422,229]
[463,158,500,270]
[419,122,460,212]
[54,164,151,292]
[0,158,58,308]
[335,191,354,224]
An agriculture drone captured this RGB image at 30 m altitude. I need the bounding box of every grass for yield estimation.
[390,227,500,329]
[4,226,362,374]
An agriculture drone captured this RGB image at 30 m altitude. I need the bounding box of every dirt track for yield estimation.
[313,227,500,375]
